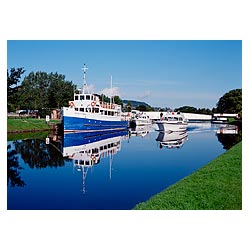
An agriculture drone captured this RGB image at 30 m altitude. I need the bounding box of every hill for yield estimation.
[122,100,151,108]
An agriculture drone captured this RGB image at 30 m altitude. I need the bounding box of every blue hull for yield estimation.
[63,129,129,148]
[63,116,129,132]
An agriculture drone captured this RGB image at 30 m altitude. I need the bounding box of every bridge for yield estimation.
[143,111,212,122]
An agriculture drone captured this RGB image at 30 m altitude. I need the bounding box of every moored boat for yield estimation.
[155,111,188,132]
[62,64,129,133]
[130,112,151,127]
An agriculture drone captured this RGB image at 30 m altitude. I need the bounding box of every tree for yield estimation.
[48,72,76,108]
[16,71,50,111]
[174,106,197,113]
[113,95,123,106]
[125,100,132,112]
[216,89,242,117]
[15,71,76,115]
[100,94,110,103]
[7,67,25,111]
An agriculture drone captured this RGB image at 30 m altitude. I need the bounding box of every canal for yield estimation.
[7,123,241,210]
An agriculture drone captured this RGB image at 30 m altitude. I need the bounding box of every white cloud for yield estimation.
[80,84,95,94]
[100,86,121,97]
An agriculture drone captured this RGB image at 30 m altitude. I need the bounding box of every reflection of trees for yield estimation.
[7,144,25,187]
[13,138,66,169]
[216,130,242,150]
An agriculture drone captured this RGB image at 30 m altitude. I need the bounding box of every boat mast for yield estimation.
[81,64,90,94]
[110,75,114,104]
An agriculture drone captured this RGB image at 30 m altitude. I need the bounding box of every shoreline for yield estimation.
[7,118,61,134]
[134,141,242,210]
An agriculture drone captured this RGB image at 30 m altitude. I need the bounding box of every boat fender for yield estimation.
[91,155,96,161]
[91,101,96,106]
[69,101,75,107]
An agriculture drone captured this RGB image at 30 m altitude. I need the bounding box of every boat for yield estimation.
[155,111,188,132]
[130,125,150,137]
[130,112,151,127]
[62,64,129,133]
[62,130,128,193]
[156,130,188,149]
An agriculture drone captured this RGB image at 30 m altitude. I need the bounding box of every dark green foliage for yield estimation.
[125,100,132,112]
[123,99,151,109]
[137,104,154,111]
[7,67,25,111]
[216,89,242,117]
[8,70,77,115]
[113,95,123,106]
[100,94,123,106]
[174,106,212,115]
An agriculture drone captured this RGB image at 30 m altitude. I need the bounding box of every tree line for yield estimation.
[7,67,242,118]
[174,89,242,118]
[8,68,76,115]
[7,67,123,116]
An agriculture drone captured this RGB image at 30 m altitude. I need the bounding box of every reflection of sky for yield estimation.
[8,127,227,210]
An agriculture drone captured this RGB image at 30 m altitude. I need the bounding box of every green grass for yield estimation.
[134,142,242,210]
[7,131,50,141]
[7,118,61,132]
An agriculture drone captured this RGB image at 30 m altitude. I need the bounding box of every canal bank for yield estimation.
[134,141,242,210]
[7,118,61,133]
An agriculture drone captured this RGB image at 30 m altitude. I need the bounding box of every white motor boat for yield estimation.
[130,112,151,127]
[155,111,188,132]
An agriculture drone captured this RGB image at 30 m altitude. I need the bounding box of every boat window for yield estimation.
[80,95,84,100]
[79,160,84,165]
[86,107,91,112]
[75,95,79,100]
[85,161,90,165]
[92,148,99,153]
[80,108,84,112]
[91,95,94,100]
[86,95,90,100]
[104,111,107,115]
[94,108,99,113]
[74,160,78,164]
[75,108,78,111]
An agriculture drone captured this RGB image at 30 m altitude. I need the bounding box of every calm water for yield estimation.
[7,123,241,210]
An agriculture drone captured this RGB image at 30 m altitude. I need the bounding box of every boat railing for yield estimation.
[99,101,121,110]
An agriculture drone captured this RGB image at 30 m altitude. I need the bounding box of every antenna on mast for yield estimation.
[110,75,114,104]
[81,64,89,94]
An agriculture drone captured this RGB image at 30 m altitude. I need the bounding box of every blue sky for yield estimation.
[7,40,242,109]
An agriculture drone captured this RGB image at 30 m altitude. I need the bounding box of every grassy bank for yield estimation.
[7,118,61,133]
[134,141,242,210]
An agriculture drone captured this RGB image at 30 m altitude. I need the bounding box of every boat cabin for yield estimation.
[68,93,122,117]
[163,112,185,122]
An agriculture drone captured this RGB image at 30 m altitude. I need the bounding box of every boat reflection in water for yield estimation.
[156,131,188,149]
[216,124,238,135]
[130,125,151,138]
[63,130,129,193]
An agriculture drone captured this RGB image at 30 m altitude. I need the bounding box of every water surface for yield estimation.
[7,123,241,210]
